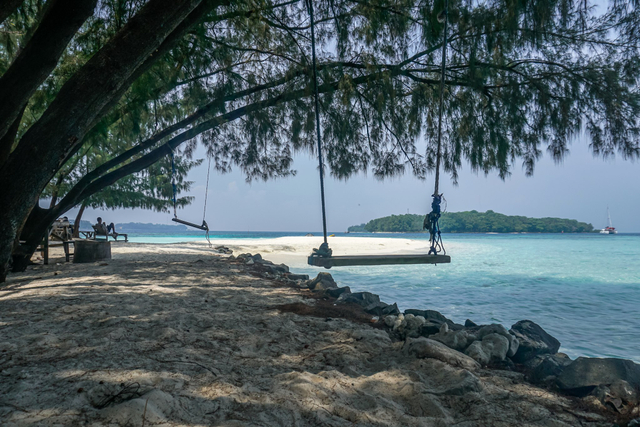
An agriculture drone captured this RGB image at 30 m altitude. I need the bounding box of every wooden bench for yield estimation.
[79,230,128,242]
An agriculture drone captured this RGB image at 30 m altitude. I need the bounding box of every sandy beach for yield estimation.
[0,240,619,426]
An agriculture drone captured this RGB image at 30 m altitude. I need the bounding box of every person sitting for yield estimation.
[94,217,108,235]
[107,222,116,235]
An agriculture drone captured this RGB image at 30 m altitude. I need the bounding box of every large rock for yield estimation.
[365,302,400,316]
[528,354,573,385]
[263,263,289,274]
[406,337,480,371]
[338,291,380,307]
[430,329,475,352]
[464,333,509,365]
[326,286,351,298]
[477,324,519,357]
[306,273,338,292]
[609,379,639,406]
[557,357,640,395]
[420,322,442,337]
[509,320,560,363]
[404,309,448,324]
[405,314,426,333]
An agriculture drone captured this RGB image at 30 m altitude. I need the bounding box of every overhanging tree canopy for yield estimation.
[0,0,639,282]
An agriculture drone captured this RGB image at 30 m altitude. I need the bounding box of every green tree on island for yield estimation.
[350,211,594,233]
[1,0,639,281]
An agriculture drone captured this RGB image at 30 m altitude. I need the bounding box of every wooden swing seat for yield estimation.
[308,253,451,269]
[172,217,208,231]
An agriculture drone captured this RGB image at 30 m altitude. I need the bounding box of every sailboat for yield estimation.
[600,207,617,234]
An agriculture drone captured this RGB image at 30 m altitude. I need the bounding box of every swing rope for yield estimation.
[203,156,212,248]
[170,149,178,219]
[424,0,449,256]
[169,149,212,248]
[307,0,332,258]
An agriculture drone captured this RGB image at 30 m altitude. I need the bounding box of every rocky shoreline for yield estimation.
[235,250,640,426]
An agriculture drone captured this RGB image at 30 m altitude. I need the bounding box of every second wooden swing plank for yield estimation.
[308,253,451,268]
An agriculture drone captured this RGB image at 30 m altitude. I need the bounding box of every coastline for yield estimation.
[1,241,636,426]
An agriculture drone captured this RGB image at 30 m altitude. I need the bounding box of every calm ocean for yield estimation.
[127,231,640,362]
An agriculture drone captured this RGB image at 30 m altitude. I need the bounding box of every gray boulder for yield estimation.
[404,309,448,324]
[338,291,380,307]
[365,302,396,316]
[406,337,480,371]
[381,303,400,316]
[609,379,639,406]
[557,357,640,395]
[420,322,442,337]
[477,324,519,357]
[430,329,475,352]
[464,333,509,365]
[326,286,351,298]
[402,314,426,338]
[528,354,573,385]
[405,314,426,331]
[264,263,289,274]
[306,272,338,291]
[510,320,560,363]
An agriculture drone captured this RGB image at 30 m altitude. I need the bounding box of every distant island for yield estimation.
[70,220,188,234]
[114,222,188,233]
[348,210,594,233]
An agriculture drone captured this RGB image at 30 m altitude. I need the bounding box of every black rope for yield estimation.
[433,0,449,197]
[425,0,449,256]
[308,0,331,258]
[170,149,178,219]
[203,156,212,248]
[203,156,211,223]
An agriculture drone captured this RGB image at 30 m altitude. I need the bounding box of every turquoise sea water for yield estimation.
[128,231,640,362]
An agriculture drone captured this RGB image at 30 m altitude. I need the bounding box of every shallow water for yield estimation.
[129,231,640,362]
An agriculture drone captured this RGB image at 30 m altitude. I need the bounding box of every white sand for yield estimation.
[0,242,611,426]
[172,235,449,269]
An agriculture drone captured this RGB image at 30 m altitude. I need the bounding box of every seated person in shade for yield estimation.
[94,217,117,236]
[94,217,108,235]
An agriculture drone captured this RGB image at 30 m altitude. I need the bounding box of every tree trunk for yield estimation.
[49,173,66,208]
[10,205,54,274]
[0,0,208,283]
[0,0,98,146]
[0,105,25,166]
[72,203,87,238]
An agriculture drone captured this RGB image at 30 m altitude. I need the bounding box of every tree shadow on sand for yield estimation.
[0,252,620,426]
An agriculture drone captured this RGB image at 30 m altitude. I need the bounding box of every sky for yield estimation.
[69,136,640,233]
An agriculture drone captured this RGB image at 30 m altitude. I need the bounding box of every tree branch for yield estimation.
[55,70,392,213]
[0,0,98,149]
[0,0,23,25]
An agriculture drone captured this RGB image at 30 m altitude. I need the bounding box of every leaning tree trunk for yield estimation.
[72,203,87,238]
[0,0,207,283]
[9,205,59,273]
